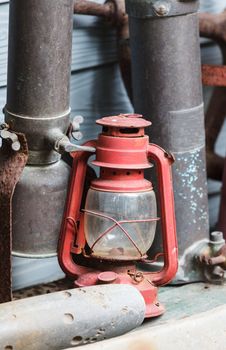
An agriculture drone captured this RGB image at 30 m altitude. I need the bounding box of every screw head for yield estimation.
[153,1,170,16]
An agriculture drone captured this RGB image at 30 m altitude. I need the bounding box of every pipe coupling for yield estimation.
[4,108,70,165]
[125,0,199,18]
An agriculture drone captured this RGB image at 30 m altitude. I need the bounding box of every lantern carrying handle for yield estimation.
[145,144,178,285]
[58,140,97,278]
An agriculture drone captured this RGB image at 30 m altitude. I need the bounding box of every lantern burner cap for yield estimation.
[96,114,152,129]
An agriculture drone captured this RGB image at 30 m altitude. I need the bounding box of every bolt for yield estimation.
[210,231,224,243]
[152,1,170,16]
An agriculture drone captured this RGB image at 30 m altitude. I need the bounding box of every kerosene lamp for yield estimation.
[58,114,178,317]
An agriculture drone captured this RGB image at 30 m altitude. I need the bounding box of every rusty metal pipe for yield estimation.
[73,0,126,25]
[74,0,114,18]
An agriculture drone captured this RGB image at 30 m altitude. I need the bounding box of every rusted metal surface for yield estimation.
[74,0,114,18]
[74,0,126,25]
[197,232,226,284]
[0,132,28,303]
[202,64,226,87]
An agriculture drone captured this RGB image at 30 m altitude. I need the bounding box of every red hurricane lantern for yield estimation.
[58,114,178,317]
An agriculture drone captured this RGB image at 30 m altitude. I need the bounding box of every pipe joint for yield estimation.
[125,0,199,18]
[5,108,71,165]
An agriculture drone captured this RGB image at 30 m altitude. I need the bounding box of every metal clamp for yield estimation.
[125,0,199,18]
[0,123,21,151]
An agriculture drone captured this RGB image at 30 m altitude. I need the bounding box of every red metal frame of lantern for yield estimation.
[58,114,178,318]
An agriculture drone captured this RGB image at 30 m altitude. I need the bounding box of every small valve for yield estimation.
[54,136,95,154]
[0,123,21,151]
[51,116,95,154]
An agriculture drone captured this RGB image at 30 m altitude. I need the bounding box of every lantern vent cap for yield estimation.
[96,114,152,129]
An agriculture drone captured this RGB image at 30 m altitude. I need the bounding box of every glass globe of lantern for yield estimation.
[84,188,157,260]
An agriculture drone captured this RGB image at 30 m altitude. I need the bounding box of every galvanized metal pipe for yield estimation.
[4,0,73,258]
[126,0,209,283]
[0,285,145,350]
[5,0,73,165]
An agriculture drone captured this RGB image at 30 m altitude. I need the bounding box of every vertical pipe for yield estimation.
[5,0,73,165]
[126,0,209,283]
[4,0,73,258]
